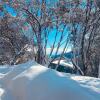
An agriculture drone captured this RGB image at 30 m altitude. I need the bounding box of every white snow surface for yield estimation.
[0,60,100,100]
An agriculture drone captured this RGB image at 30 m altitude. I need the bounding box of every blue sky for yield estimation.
[4,4,17,17]
[0,2,17,17]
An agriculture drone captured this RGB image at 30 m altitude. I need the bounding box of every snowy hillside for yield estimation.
[0,61,100,100]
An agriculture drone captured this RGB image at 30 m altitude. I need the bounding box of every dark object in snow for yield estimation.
[49,60,76,74]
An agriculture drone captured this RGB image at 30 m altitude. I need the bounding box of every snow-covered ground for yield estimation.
[0,61,100,100]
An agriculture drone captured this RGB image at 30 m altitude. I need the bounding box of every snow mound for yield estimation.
[0,61,100,100]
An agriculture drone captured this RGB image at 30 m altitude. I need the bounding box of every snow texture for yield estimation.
[0,60,100,100]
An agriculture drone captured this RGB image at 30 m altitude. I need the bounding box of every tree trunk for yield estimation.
[98,61,100,78]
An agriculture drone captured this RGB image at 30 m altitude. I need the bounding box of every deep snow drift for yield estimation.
[0,61,100,100]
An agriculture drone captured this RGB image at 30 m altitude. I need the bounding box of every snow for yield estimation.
[0,60,100,100]
[52,60,74,68]
[0,66,13,74]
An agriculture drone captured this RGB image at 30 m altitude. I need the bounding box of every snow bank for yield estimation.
[0,61,100,100]
[0,65,14,79]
